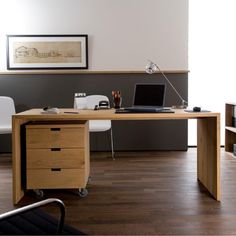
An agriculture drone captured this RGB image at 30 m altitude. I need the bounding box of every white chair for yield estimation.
[75,95,115,159]
[0,96,15,135]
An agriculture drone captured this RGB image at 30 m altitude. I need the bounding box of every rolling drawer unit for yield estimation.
[25,121,90,196]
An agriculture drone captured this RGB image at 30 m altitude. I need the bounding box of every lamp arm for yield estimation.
[155,64,187,106]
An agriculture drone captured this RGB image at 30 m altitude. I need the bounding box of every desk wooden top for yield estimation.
[13,108,220,120]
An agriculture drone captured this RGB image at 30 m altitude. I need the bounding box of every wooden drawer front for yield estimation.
[27,169,86,189]
[27,149,85,169]
[26,127,85,148]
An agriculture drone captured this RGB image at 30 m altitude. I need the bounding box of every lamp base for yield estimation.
[171,105,187,109]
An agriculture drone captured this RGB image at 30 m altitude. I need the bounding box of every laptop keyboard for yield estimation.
[115,108,175,113]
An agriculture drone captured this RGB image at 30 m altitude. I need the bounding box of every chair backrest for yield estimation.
[86,95,109,109]
[0,198,66,235]
[85,95,111,132]
[0,96,16,127]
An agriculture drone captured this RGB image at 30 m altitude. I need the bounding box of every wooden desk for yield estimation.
[12,109,221,204]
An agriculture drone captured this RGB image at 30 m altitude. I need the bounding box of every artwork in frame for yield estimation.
[6,35,88,70]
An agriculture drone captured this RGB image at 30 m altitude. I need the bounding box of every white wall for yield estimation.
[0,0,188,71]
[189,0,236,145]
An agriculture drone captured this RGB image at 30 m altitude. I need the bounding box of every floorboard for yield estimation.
[1,149,236,235]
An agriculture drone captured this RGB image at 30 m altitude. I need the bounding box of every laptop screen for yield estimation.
[133,83,166,107]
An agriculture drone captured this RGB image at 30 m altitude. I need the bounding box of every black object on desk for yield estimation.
[193,106,201,112]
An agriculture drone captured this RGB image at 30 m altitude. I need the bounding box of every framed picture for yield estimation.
[6,35,88,70]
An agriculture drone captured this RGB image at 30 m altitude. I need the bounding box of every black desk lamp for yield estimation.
[145,60,188,109]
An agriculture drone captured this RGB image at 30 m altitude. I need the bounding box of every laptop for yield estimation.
[117,83,174,113]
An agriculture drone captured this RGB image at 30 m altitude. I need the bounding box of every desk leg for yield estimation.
[197,116,221,201]
[12,117,27,204]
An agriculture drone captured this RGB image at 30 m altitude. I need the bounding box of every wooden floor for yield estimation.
[1,149,236,235]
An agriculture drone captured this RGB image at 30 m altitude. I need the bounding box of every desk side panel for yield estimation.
[197,116,221,201]
[12,117,27,204]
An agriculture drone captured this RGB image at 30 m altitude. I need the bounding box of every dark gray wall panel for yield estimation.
[0,73,188,152]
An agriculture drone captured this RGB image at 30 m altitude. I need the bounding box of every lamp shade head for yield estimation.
[145,61,158,74]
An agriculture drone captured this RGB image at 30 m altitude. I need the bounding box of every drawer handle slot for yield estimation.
[51,168,61,172]
[50,128,61,131]
[51,148,61,151]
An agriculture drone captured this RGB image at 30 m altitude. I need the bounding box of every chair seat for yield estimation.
[0,125,12,134]
[89,120,111,132]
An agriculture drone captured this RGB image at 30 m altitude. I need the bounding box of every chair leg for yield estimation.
[110,127,115,160]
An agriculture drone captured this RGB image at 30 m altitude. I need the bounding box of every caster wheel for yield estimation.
[78,188,88,197]
[33,189,44,198]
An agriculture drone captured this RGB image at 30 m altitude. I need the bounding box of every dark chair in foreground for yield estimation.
[0,198,85,235]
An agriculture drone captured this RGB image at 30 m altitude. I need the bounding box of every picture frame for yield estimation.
[6,35,88,70]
